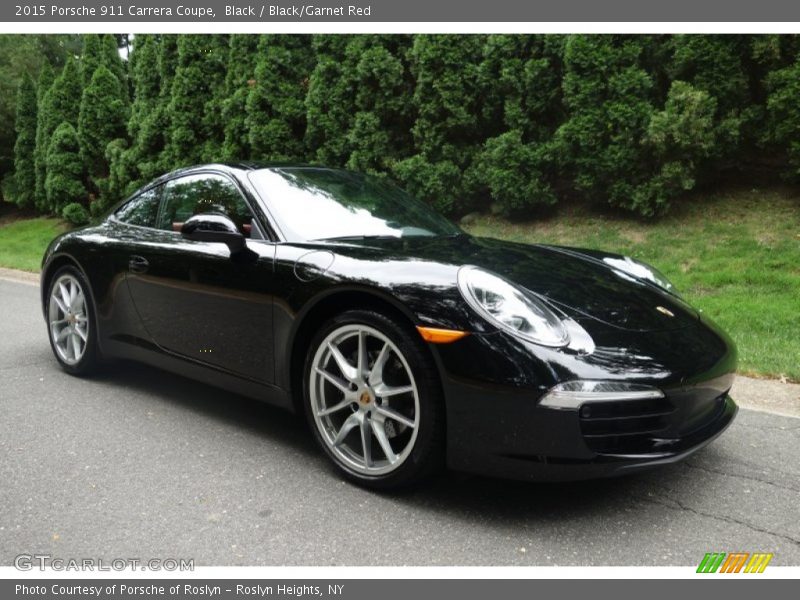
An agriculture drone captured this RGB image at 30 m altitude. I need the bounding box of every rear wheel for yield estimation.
[304,310,444,489]
[46,266,99,376]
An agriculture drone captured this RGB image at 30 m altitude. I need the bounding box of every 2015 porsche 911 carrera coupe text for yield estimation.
[40,164,737,488]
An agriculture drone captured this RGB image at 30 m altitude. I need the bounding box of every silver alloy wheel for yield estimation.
[48,274,89,366]
[310,324,420,476]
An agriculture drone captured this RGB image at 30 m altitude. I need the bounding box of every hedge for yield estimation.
[7,34,800,219]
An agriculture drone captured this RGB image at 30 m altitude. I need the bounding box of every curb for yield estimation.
[731,376,800,419]
[0,266,39,285]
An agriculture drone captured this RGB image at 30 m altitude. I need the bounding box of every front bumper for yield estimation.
[434,317,738,481]
[444,385,736,481]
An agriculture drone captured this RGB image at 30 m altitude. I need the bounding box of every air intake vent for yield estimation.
[579,397,676,453]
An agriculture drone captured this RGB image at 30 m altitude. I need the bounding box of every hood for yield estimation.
[324,235,698,333]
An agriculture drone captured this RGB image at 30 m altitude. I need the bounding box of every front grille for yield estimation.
[579,397,676,454]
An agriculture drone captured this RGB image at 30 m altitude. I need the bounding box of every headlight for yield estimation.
[603,256,677,295]
[457,266,569,347]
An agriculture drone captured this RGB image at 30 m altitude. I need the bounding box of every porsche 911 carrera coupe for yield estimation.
[41,163,737,488]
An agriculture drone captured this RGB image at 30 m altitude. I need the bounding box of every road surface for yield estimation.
[1,277,798,566]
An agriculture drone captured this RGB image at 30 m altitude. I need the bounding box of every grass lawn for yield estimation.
[0,216,67,272]
[464,186,800,382]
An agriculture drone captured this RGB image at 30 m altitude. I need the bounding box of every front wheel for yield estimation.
[304,310,444,489]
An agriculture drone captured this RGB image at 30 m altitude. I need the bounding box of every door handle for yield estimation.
[128,255,149,274]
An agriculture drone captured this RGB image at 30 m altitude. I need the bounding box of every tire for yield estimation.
[45,265,100,376]
[303,309,445,489]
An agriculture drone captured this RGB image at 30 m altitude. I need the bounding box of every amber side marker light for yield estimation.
[416,326,469,344]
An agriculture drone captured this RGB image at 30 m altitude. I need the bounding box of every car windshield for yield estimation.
[248,168,462,242]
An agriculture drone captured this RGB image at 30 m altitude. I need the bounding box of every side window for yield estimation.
[157,174,256,238]
[115,187,161,228]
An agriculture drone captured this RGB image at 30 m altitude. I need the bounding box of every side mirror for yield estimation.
[180,213,246,255]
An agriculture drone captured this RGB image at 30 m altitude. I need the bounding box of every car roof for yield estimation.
[120,162,348,206]
[161,162,337,178]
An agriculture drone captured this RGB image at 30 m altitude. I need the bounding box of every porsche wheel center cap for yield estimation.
[359,391,372,405]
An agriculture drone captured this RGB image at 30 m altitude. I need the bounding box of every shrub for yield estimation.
[556,37,657,213]
[62,202,89,225]
[305,37,354,166]
[346,36,414,174]
[11,34,800,220]
[472,131,557,217]
[395,35,486,215]
[472,35,563,216]
[45,122,86,214]
[164,35,228,166]
[246,35,314,161]
[766,59,800,177]
[80,34,127,93]
[119,34,178,190]
[35,59,80,212]
[95,137,129,213]
[10,73,37,208]
[78,65,128,180]
[221,35,260,160]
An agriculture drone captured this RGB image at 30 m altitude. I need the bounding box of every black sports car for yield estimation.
[41,164,737,488]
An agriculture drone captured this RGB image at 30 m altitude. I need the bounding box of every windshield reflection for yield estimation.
[248,167,461,242]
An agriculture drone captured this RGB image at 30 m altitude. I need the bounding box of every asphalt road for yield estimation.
[1,277,798,566]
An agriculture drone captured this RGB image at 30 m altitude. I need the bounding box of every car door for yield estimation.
[124,172,275,383]
[93,185,165,347]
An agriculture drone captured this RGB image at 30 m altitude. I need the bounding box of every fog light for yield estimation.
[539,380,664,410]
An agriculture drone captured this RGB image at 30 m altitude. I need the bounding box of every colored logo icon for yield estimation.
[697,552,773,573]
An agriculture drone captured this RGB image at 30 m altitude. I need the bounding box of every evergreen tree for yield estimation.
[36,62,54,104]
[557,36,656,213]
[126,35,160,152]
[394,35,486,214]
[33,62,55,210]
[668,35,750,164]
[346,35,414,174]
[78,65,129,182]
[35,57,81,211]
[165,35,228,167]
[110,34,160,195]
[766,54,800,177]
[0,35,78,179]
[471,35,564,216]
[305,35,356,166]
[151,34,179,175]
[247,35,314,161]
[106,35,175,202]
[557,36,716,216]
[101,33,128,94]
[81,34,127,96]
[99,138,130,213]
[10,73,37,207]
[45,122,86,214]
[80,34,102,87]
[221,35,260,160]
[12,32,800,219]
[199,34,230,161]
[46,57,82,129]
[558,37,648,212]
[158,34,180,94]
